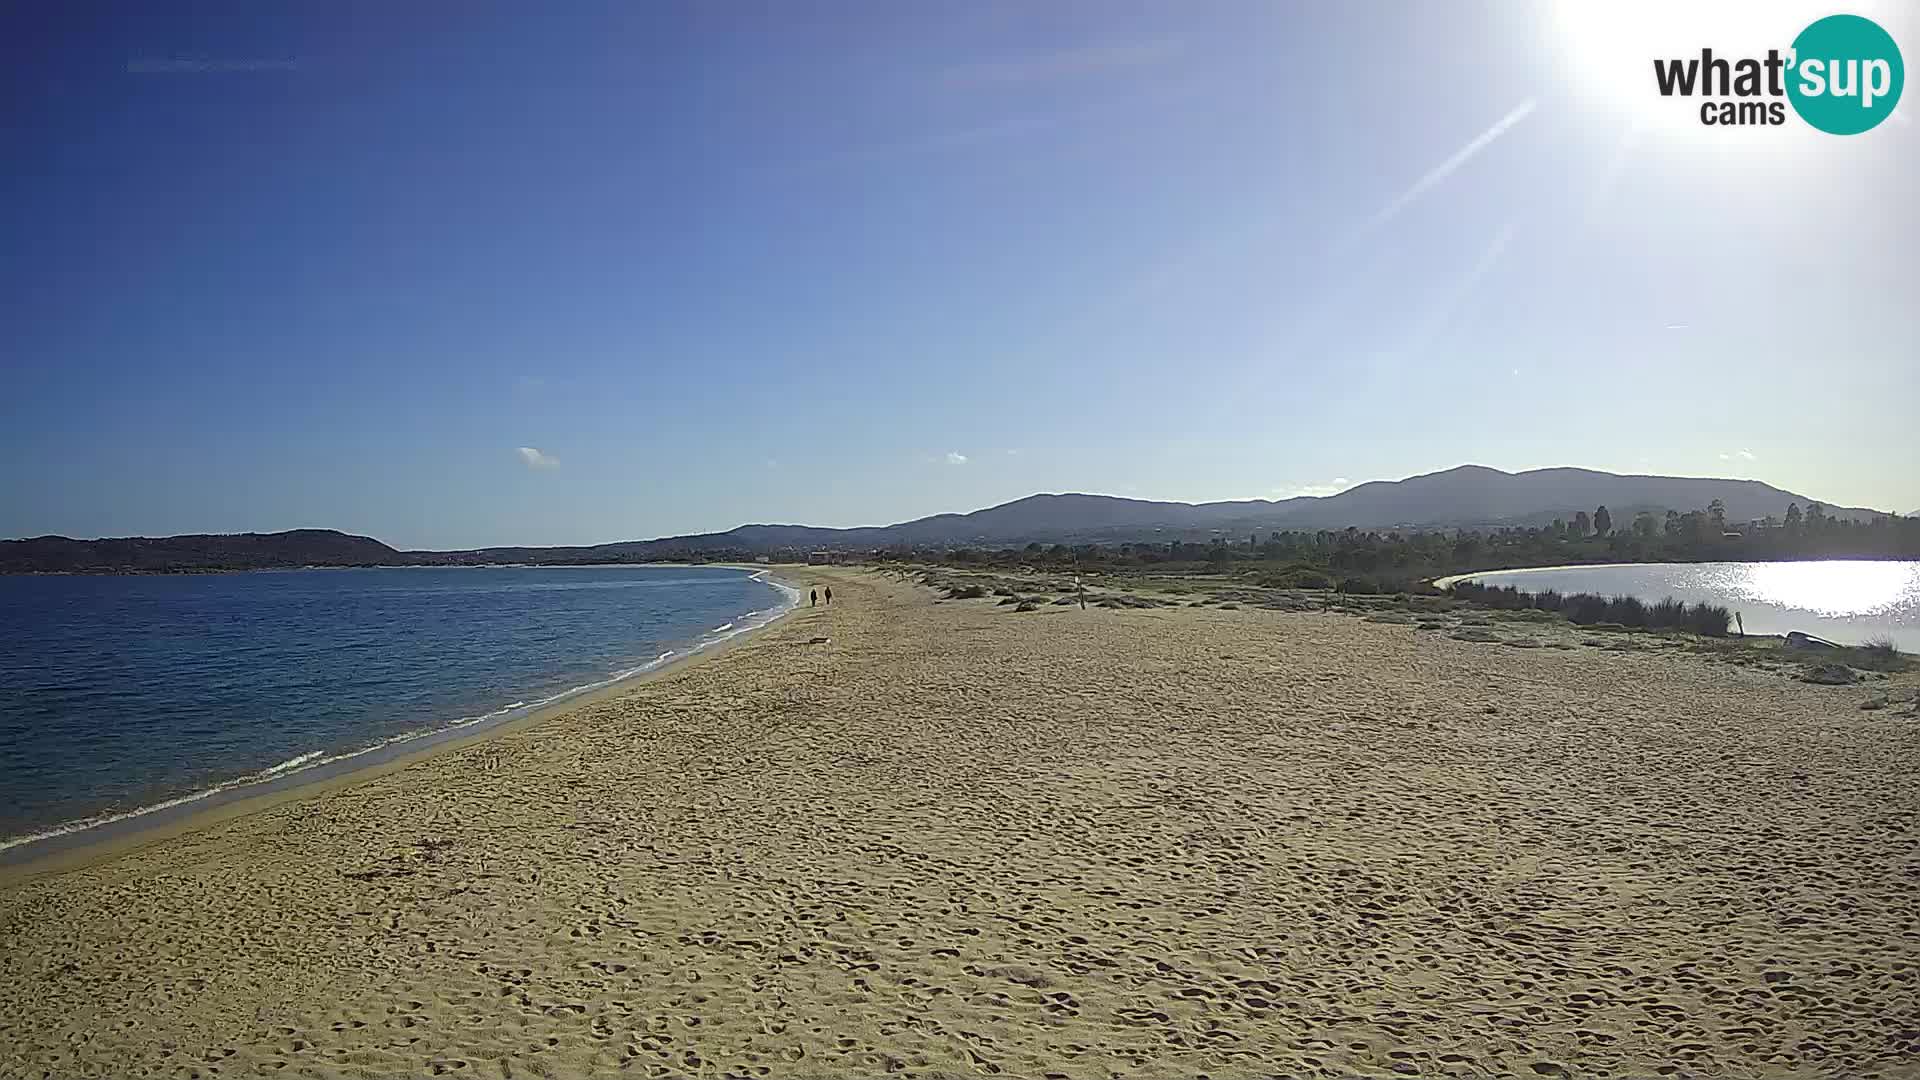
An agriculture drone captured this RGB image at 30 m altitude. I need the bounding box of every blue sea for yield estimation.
[0,565,796,852]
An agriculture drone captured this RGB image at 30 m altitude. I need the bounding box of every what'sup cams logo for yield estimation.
[1653,13,1903,133]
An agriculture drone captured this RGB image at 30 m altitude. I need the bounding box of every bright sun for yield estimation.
[1550,1,1809,128]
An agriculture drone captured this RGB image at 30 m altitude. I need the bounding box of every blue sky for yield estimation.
[3,2,1915,548]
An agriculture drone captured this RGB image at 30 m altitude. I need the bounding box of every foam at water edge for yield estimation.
[0,568,803,855]
[0,724,431,854]
[260,750,324,777]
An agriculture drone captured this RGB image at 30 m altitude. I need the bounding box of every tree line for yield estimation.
[912,502,1919,588]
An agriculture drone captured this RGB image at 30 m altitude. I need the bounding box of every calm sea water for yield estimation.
[1456,561,1920,651]
[0,565,796,850]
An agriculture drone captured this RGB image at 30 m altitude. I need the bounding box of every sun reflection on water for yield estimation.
[1728,561,1920,618]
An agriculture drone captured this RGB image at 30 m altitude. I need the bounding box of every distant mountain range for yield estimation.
[0,465,1888,573]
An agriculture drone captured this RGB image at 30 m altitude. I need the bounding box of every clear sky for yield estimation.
[4,2,1915,548]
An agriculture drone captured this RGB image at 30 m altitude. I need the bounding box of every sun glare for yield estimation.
[1547,0,1846,177]
[1551,1,1805,128]
[1737,561,1920,617]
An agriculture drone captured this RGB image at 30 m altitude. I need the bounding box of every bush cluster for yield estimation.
[1450,580,1730,636]
[1258,566,1335,590]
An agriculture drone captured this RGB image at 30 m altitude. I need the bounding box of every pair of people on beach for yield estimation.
[810,586,832,607]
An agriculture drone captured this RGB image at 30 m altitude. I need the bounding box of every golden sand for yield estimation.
[2,568,1915,1078]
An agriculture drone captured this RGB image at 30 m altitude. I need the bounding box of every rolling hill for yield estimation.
[420,465,1881,561]
[2,466,1887,571]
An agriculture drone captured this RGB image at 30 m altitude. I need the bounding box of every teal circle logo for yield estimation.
[1788,14,1904,134]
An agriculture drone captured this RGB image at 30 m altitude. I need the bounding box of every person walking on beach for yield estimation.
[810,588,817,607]
[824,586,833,606]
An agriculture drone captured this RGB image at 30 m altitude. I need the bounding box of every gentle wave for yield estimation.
[0,570,800,855]
[0,725,423,854]
[259,750,324,777]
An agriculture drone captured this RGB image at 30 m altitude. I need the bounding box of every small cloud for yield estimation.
[945,451,969,466]
[1005,448,1021,456]
[513,375,548,391]
[1718,448,1756,462]
[516,446,559,469]
[1665,322,1690,331]
[765,458,782,470]
[1275,479,1350,499]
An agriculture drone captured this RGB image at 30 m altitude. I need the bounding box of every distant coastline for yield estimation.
[0,560,774,577]
[5,465,1902,575]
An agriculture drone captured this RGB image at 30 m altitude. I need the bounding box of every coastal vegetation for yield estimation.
[902,504,1916,676]
[7,495,1915,576]
[1446,579,1732,636]
[914,501,1920,594]
[904,558,1913,683]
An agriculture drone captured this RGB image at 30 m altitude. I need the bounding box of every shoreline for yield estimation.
[2,566,1914,1077]
[1429,560,1732,590]
[1431,555,1918,591]
[0,566,803,884]
[1432,561,1918,650]
[7,568,1912,1068]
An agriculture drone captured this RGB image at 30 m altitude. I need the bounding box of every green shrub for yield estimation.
[1258,568,1334,590]
[1565,594,1610,624]
[1606,596,1649,627]
[1686,604,1731,637]
[1864,637,1902,660]
[1455,580,1730,638]
[1830,639,1907,672]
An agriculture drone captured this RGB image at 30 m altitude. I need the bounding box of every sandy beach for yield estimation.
[2,566,1916,1079]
